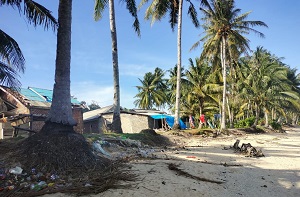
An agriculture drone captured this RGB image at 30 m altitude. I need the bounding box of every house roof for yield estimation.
[19,87,81,107]
[83,105,114,122]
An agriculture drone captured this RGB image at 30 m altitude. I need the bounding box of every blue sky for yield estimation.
[1,0,299,108]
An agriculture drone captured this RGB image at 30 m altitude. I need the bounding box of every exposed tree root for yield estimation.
[168,163,224,184]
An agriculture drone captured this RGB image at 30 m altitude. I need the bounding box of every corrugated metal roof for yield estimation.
[20,87,81,105]
[20,88,45,102]
[83,105,114,121]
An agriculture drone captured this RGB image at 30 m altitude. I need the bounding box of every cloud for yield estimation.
[71,81,114,106]
[71,81,137,109]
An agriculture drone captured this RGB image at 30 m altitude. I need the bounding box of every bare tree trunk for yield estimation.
[173,0,183,130]
[220,36,227,129]
[109,0,122,133]
[44,0,76,132]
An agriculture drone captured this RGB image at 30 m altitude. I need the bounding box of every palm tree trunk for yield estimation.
[220,36,227,129]
[43,0,76,133]
[253,103,259,127]
[226,97,233,128]
[198,104,203,129]
[109,0,122,133]
[264,107,269,127]
[173,0,183,130]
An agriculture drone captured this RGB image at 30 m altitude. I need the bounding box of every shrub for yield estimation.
[234,117,255,128]
[270,121,282,130]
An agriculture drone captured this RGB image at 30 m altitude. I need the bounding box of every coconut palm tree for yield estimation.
[40,0,76,133]
[167,65,188,112]
[139,0,201,129]
[134,68,168,109]
[0,0,57,87]
[94,0,140,133]
[239,47,299,127]
[192,0,267,129]
[185,57,222,128]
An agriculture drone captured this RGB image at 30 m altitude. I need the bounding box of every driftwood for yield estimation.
[197,160,243,167]
[232,139,264,157]
[168,163,224,184]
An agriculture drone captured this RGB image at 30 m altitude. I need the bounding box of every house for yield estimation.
[83,107,185,134]
[0,86,83,139]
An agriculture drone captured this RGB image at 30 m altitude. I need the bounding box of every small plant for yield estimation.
[234,117,255,128]
[270,121,282,130]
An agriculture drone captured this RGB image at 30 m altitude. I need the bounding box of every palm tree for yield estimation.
[239,47,299,127]
[185,57,222,128]
[94,0,140,133]
[167,65,188,112]
[0,0,57,87]
[193,0,267,129]
[140,0,200,129]
[41,0,76,133]
[134,68,168,109]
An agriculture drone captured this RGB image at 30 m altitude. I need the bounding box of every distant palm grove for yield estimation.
[134,0,300,129]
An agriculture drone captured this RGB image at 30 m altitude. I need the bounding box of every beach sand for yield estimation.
[43,126,300,197]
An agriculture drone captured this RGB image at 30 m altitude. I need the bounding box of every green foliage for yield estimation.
[234,117,255,128]
[270,121,282,130]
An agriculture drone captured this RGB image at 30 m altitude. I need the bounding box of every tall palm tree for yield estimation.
[0,0,57,87]
[193,0,267,129]
[94,0,140,133]
[140,0,200,129]
[41,0,76,133]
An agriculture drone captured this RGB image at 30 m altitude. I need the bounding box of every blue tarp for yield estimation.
[150,114,187,129]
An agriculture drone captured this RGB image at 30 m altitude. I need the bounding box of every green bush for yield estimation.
[270,121,282,130]
[234,117,255,128]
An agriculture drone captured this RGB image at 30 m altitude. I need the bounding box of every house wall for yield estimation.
[30,107,84,133]
[83,113,159,134]
[120,113,153,133]
[83,119,101,133]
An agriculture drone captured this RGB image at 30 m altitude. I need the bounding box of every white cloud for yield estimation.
[71,81,137,109]
[71,81,114,106]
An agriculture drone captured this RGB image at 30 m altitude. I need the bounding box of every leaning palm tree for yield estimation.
[94,0,140,133]
[192,0,267,129]
[0,0,57,87]
[139,0,201,129]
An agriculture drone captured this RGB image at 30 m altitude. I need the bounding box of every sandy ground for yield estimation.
[44,127,300,197]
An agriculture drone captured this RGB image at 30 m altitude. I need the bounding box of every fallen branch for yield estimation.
[168,163,224,184]
[197,160,243,167]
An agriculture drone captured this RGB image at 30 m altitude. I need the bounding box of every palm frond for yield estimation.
[0,61,21,88]
[94,0,108,21]
[0,29,25,72]
[24,0,58,31]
